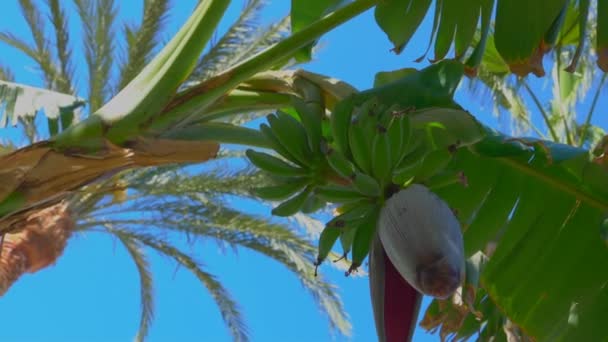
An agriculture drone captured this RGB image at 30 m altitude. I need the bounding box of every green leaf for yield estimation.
[432,135,608,341]
[374,0,432,54]
[290,0,343,62]
[373,68,416,87]
[494,0,567,73]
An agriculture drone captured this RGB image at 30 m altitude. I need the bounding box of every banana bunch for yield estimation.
[315,102,477,274]
[246,93,329,217]
[248,91,476,274]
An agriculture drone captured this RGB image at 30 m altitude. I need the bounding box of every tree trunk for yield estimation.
[0,201,74,295]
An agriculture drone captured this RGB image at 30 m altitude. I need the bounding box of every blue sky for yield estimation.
[0,1,606,342]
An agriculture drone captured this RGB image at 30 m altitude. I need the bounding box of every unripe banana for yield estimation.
[292,96,323,153]
[348,98,380,174]
[246,149,309,177]
[253,178,310,201]
[259,123,303,166]
[388,114,412,168]
[330,99,354,155]
[377,184,465,299]
[371,125,392,184]
[349,205,381,273]
[325,148,356,179]
[339,224,358,259]
[315,184,365,203]
[316,226,341,267]
[271,186,312,217]
[414,148,453,183]
[267,112,313,167]
[352,171,381,197]
[301,193,326,214]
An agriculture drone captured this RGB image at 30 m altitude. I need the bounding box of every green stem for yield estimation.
[162,123,272,149]
[150,0,378,132]
[578,73,607,147]
[523,80,559,142]
[191,90,292,123]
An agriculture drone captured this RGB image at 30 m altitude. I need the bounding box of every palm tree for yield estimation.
[0,1,350,340]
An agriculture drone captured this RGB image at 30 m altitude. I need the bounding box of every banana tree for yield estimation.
[1,0,607,341]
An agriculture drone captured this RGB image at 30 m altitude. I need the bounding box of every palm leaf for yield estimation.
[0,66,14,82]
[111,227,155,342]
[188,0,290,83]
[118,0,170,90]
[78,164,352,336]
[105,226,249,342]
[74,0,117,112]
[46,0,74,93]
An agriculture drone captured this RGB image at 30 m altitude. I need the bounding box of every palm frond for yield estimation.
[0,66,15,82]
[17,0,60,89]
[19,0,46,52]
[117,0,170,91]
[74,0,116,112]
[188,1,290,83]
[105,226,249,342]
[111,227,155,342]
[46,0,74,93]
[81,170,351,336]
[189,0,265,82]
[199,204,352,335]
[0,32,39,60]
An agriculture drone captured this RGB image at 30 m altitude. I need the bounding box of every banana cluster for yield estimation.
[245,96,328,217]
[247,95,466,274]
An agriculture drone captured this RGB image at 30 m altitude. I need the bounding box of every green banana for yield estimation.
[259,123,302,165]
[315,184,366,203]
[414,148,453,182]
[348,118,372,174]
[316,227,341,267]
[348,204,381,274]
[348,97,384,174]
[292,96,323,154]
[392,159,423,186]
[325,148,356,179]
[330,98,355,155]
[393,134,429,171]
[253,178,310,200]
[271,186,312,217]
[388,114,412,168]
[267,112,313,167]
[340,225,358,258]
[352,171,381,197]
[329,200,377,226]
[391,137,429,185]
[371,125,392,184]
[301,193,327,214]
[246,149,309,177]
